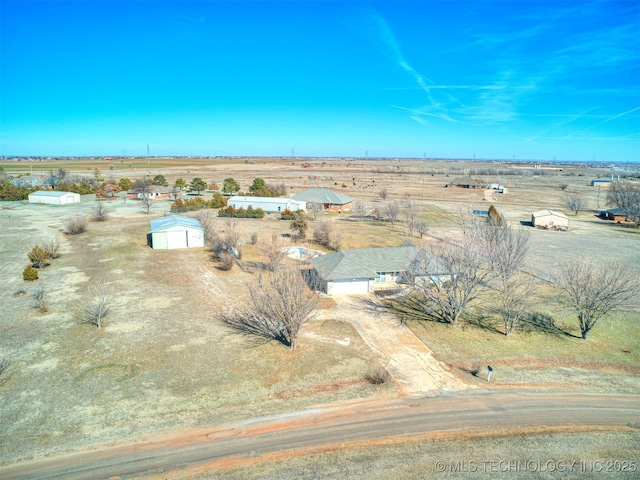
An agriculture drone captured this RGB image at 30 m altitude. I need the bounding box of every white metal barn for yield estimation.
[149,215,205,250]
[228,196,306,213]
[28,191,80,205]
[531,209,570,229]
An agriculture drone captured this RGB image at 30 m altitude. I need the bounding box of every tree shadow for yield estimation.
[464,311,503,335]
[384,294,450,325]
[519,311,578,338]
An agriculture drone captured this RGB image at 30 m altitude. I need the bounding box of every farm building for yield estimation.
[591,179,611,187]
[446,176,488,189]
[227,196,306,213]
[531,210,569,229]
[28,191,80,205]
[309,244,427,295]
[148,215,205,250]
[293,188,352,212]
[127,186,176,200]
[603,208,628,222]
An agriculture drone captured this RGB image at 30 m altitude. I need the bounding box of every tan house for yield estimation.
[531,210,569,229]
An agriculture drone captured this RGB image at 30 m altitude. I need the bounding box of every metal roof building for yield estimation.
[149,215,205,249]
[28,191,80,205]
[293,188,352,211]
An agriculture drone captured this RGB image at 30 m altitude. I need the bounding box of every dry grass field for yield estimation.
[1,157,639,473]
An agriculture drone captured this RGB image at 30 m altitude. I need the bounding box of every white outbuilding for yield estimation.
[149,215,205,250]
[228,196,306,213]
[28,191,80,205]
[531,209,569,229]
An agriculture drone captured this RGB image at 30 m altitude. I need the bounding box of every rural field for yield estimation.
[0,157,639,476]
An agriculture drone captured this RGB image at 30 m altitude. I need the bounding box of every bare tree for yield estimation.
[141,194,153,214]
[93,200,109,221]
[258,233,287,271]
[351,199,368,220]
[384,201,401,226]
[406,239,492,326]
[313,218,342,249]
[607,181,640,226]
[559,183,569,191]
[79,281,112,329]
[402,196,422,236]
[415,220,429,238]
[554,258,639,340]
[490,275,538,335]
[196,210,217,245]
[220,265,318,349]
[379,186,389,201]
[563,193,587,216]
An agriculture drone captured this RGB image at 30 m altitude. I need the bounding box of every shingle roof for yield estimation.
[310,244,421,281]
[293,188,352,205]
[150,215,204,233]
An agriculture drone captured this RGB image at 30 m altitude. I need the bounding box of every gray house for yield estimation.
[309,244,425,295]
[293,188,353,212]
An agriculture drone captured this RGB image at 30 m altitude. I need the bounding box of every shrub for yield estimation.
[23,265,38,281]
[32,286,48,313]
[64,216,87,235]
[365,367,390,385]
[280,209,295,220]
[218,251,235,271]
[28,245,51,268]
[40,236,61,259]
[250,232,259,245]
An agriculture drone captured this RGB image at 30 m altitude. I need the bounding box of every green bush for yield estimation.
[23,265,38,281]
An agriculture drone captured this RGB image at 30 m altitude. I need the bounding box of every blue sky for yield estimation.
[1,1,639,161]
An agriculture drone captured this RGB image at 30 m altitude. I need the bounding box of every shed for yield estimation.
[28,191,80,205]
[531,209,569,229]
[149,215,205,249]
[446,176,487,189]
[591,180,611,187]
[228,196,306,213]
[309,244,424,295]
[603,208,627,222]
[293,188,352,212]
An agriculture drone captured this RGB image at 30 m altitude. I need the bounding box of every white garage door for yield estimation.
[330,279,370,295]
[166,230,187,249]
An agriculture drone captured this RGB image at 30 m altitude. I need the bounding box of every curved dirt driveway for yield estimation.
[1,392,637,479]
[316,295,470,395]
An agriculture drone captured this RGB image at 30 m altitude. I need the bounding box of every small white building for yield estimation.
[531,210,569,229]
[28,191,80,205]
[228,196,306,213]
[149,215,205,250]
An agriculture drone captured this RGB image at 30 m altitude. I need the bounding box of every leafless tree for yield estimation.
[554,258,639,340]
[220,265,318,349]
[384,201,401,226]
[93,200,109,221]
[196,210,217,245]
[379,186,389,201]
[79,280,112,329]
[64,216,87,235]
[141,194,153,214]
[258,233,287,271]
[559,183,569,191]
[415,220,429,238]
[313,218,342,250]
[607,181,640,226]
[563,193,587,216]
[351,199,368,220]
[489,275,538,335]
[406,239,492,326]
[402,196,422,236]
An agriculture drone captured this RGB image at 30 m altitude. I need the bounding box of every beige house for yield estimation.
[531,210,569,229]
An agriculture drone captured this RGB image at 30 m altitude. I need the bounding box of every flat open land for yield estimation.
[1,158,639,476]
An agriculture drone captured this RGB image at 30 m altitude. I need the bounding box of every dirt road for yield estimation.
[1,391,638,480]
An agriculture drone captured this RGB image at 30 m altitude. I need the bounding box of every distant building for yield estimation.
[149,215,205,249]
[591,179,611,187]
[531,210,569,229]
[293,188,353,212]
[228,196,306,213]
[28,191,80,205]
[446,176,488,189]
